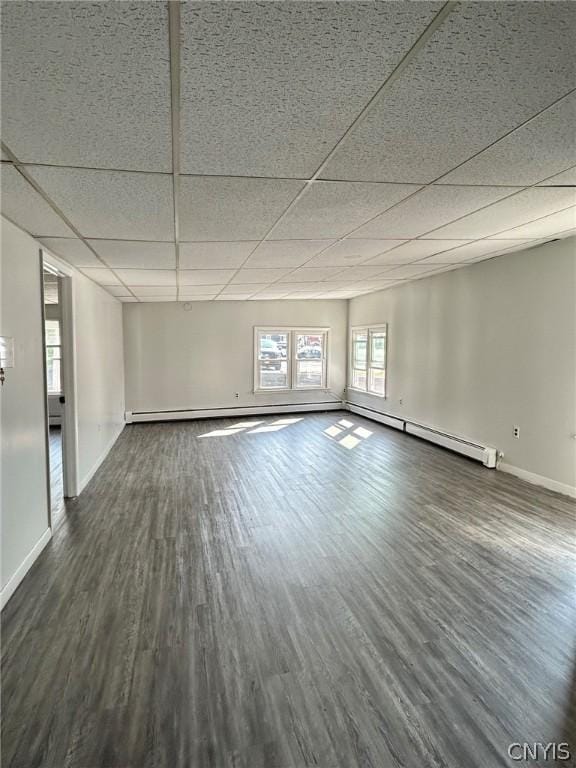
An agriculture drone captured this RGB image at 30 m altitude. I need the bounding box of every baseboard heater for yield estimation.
[346,402,497,468]
[126,400,343,424]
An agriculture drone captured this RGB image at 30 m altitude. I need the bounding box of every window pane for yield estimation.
[47,355,61,393]
[370,331,386,368]
[259,361,288,389]
[258,332,288,361]
[369,368,385,396]
[352,330,367,368]
[295,359,323,388]
[45,319,61,345]
[352,368,366,390]
[296,333,324,360]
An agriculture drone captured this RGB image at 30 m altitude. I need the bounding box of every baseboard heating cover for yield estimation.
[126,400,343,423]
[346,402,497,468]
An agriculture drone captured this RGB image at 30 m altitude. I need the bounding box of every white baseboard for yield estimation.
[499,463,576,498]
[1,528,52,610]
[347,402,404,431]
[126,401,343,423]
[77,424,124,494]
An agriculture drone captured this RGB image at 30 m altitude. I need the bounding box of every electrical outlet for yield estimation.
[513,426,520,439]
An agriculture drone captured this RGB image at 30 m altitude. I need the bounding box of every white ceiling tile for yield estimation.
[131,286,177,297]
[26,166,174,240]
[179,285,226,296]
[486,207,576,241]
[138,297,177,303]
[537,166,576,186]
[431,188,576,239]
[244,240,332,269]
[1,165,74,237]
[38,237,101,267]
[180,295,216,302]
[118,297,138,303]
[179,176,304,241]
[272,181,419,240]
[87,240,176,269]
[419,238,534,264]
[179,242,257,270]
[232,268,291,284]
[378,264,443,279]
[439,93,576,186]
[1,2,171,171]
[281,267,344,283]
[103,286,133,298]
[180,2,441,177]
[179,269,236,286]
[79,267,121,286]
[216,295,253,301]
[249,294,288,301]
[282,292,324,300]
[350,186,516,240]
[365,239,471,266]
[323,266,389,282]
[115,269,176,287]
[222,284,267,295]
[321,3,576,182]
[305,239,406,267]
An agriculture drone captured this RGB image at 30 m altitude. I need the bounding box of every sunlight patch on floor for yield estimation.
[323,419,372,449]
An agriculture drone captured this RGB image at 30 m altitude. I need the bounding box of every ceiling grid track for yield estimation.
[168,0,182,302]
[0,140,140,301]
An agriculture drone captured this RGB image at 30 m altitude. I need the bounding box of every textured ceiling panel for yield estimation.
[38,237,101,268]
[321,2,576,182]
[305,239,406,268]
[180,1,441,177]
[439,93,576,186]
[216,295,255,301]
[222,284,268,295]
[485,207,576,240]
[78,267,121,286]
[179,270,236,285]
[1,2,171,171]
[104,286,132,298]
[280,268,345,283]
[179,177,304,241]
[131,287,177,298]
[88,240,176,269]
[244,240,333,269]
[430,188,576,239]
[365,240,470,266]
[180,242,258,270]
[380,264,443,279]
[26,167,174,240]
[350,185,515,240]
[418,238,534,264]
[537,166,576,186]
[231,268,292,284]
[324,266,388,282]
[1,165,74,237]
[114,270,176,287]
[179,285,226,296]
[272,181,419,240]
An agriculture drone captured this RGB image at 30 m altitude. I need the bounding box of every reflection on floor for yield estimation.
[49,426,64,518]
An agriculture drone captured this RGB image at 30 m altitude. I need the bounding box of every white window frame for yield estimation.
[348,323,388,398]
[254,326,329,393]
[45,318,63,395]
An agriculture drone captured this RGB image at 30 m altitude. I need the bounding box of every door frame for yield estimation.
[41,251,80,511]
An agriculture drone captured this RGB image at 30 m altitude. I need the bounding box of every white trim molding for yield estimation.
[1,528,52,610]
[499,463,576,499]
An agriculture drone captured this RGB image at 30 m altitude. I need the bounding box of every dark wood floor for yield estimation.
[49,426,64,520]
[2,412,575,768]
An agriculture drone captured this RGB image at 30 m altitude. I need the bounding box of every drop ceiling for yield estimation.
[1,1,575,303]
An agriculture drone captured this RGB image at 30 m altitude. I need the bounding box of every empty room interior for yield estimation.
[1,2,576,767]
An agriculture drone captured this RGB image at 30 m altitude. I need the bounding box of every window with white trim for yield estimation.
[45,319,62,394]
[255,328,328,391]
[350,324,387,397]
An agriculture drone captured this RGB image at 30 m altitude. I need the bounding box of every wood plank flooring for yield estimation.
[2,411,575,768]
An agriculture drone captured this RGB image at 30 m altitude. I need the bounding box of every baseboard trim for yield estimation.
[1,528,52,610]
[499,463,576,499]
[77,424,124,494]
[126,401,344,423]
[346,402,405,431]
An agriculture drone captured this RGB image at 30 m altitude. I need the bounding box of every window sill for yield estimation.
[347,386,386,399]
[254,388,331,395]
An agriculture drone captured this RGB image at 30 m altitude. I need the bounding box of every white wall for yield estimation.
[123,300,347,414]
[71,267,125,490]
[348,237,576,494]
[1,218,51,606]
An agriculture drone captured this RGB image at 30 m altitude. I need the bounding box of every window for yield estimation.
[349,324,387,397]
[255,328,328,391]
[45,319,62,394]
